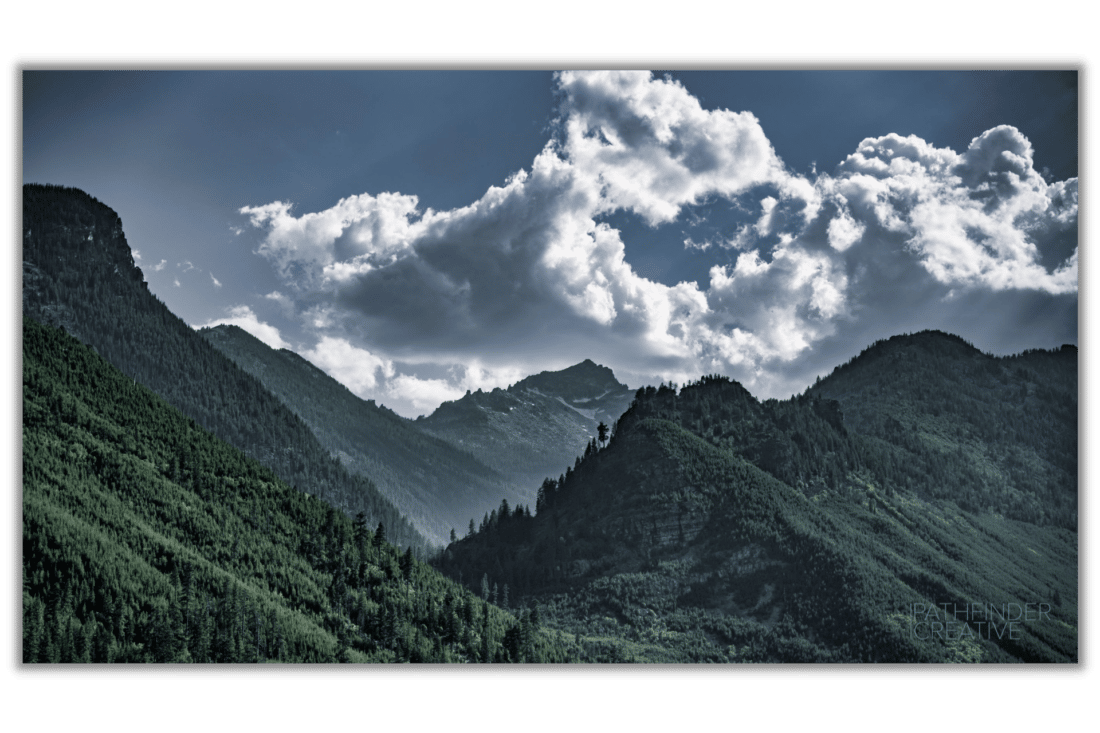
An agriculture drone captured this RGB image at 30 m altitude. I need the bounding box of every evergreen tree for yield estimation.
[481,626,492,663]
[536,479,549,513]
[23,595,44,663]
[354,512,368,544]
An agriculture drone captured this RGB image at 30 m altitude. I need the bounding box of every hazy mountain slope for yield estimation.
[201,324,522,547]
[22,318,576,663]
[22,183,424,552]
[416,359,635,500]
[808,331,1077,529]
[440,371,1077,663]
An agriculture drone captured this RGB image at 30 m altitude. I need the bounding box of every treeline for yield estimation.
[22,183,424,551]
[23,317,575,663]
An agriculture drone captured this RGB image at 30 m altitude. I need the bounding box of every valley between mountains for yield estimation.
[22,184,1077,663]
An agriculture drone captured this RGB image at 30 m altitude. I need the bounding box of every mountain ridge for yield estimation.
[22,183,426,552]
[21,183,1077,664]
[808,329,1077,528]
[416,358,636,503]
[439,349,1077,662]
[200,323,524,547]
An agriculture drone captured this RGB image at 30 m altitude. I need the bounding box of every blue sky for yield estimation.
[23,70,1079,417]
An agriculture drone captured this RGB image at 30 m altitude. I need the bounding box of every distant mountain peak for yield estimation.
[511,359,627,402]
[418,359,637,493]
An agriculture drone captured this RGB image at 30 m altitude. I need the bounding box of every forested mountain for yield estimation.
[22,183,424,552]
[21,182,1077,664]
[808,331,1077,529]
[416,359,635,499]
[201,324,521,547]
[23,318,576,663]
[439,362,1078,662]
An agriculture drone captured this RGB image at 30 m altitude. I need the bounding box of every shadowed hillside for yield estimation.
[22,183,425,551]
[201,324,523,547]
[809,331,1077,529]
[23,318,577,663]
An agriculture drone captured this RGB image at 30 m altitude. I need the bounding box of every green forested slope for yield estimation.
[809,331,1077,528]
[23,318,574,663]
[440,373,1077,662]
[22,183,424,551]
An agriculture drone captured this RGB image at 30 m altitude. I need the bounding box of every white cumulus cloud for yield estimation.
[238,72,1077,415]
[826,126,1077,294]
[555,70,796,226]
[193,305,290,350]
[301,336,394,397]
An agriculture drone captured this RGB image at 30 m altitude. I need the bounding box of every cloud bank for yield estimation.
[233,71,1077,417]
